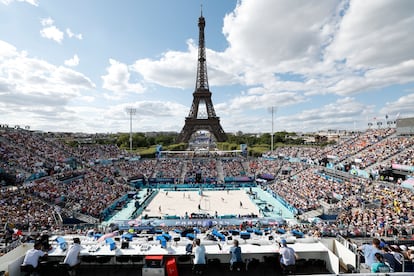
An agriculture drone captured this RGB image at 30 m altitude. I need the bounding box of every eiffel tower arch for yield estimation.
[177,10,227,143]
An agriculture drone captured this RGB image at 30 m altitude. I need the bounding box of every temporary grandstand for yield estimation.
[1,125,414,275]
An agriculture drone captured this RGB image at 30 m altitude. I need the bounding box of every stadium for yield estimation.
[1,119,414,275]
[1,2,414,276]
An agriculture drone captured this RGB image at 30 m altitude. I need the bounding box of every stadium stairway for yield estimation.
[216,160,224,182]
[299,208,323,221]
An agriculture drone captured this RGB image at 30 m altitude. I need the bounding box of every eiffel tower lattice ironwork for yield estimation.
[177,10,227,143]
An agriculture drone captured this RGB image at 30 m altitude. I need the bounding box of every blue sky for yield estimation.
[1,0,414,134]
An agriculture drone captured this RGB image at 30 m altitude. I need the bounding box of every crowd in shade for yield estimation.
[221,158,246,177]
[154,158,183,179]
[0,126,413,259]
[185,159,218,179]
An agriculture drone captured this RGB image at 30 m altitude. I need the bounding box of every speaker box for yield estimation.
[121,241,129,249]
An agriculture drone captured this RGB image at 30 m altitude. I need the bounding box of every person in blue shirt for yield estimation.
[358,238,382,270]
[229,239,242,270]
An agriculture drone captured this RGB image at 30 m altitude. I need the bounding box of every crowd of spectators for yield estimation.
[0,126,413,258]
[185,158,218,180]
[153,158,183,179]
[221,158,246,177]
[23,170,130,219]
[0,187,59,232]
[346,136,414,169]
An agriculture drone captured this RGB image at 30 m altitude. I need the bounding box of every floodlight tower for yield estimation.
[269,106,277,152]
[126,107,137,151]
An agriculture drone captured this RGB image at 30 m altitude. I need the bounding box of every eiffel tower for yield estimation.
[177,10,227,143]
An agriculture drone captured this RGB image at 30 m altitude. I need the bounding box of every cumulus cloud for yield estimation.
[40,17,64,43]
[0,40,95,120]
[276,97,375,132]
[382,93,414,119]
[132,39,242,89]
[66,28,83,40]
[0,0,38,6]
[69,101,189,133]
[64,54,80,67]
[325,1,414,69]
[39,18,83,44]
[223,0,341,70]
[101,59,145,97]
[3,0,414,133]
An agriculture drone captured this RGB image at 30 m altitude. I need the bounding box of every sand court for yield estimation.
[139,189,260,218]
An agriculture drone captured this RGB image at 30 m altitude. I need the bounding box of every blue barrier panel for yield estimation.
[291,229,304,238]
[212,229,225,241]
[106,238,116,250]
[277,228,286,234]
[253,229,263,235]
[162,233,171,241]
[240,232,251,240]
[156,235,167,248]
[122,233,133,241]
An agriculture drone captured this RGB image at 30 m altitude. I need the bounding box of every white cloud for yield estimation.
[59,101,189,133]
[0,0,38,6]
[64,54,80,67]
[41,17,54,26]
[132,39,242,89]
[223,0,341,70]
[40,18,83,44]
[216,90,306,115]
[40,25,64,43]
[0,40,95,115]
[101,59,145,97]
[66,28,83,40]
[275,97,375,132]
[382,93,414,119]
[325,0,414,69]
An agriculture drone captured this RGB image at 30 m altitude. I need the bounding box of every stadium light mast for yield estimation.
[269,106,277,152]
[126,107,137,151]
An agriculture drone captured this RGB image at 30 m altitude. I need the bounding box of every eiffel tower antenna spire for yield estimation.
[177,9,227,143]
[195,4,208,91]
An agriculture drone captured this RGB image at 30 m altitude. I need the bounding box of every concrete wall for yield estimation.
[0,243,33,276]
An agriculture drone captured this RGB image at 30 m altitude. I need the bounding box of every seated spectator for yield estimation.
[63,237,82,268]
[192,238,206,274]
[279,239,297,268]
[229,239,243,271]
[358,238,382,270]
[382,246,399,272]
[371,253,391,273]
[22,240,47,269]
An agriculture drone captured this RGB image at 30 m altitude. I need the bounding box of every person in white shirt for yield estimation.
[192,238,206,274]
[63,238,82,268]
[22,240,47,268]
[279,239,298,267]
[193,238,206,264]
